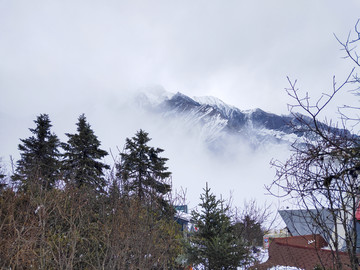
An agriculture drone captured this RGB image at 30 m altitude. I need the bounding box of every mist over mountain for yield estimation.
[104,86,302,209]
[0,85,324,210]
[116,86,351,210]
[134,86,305,153]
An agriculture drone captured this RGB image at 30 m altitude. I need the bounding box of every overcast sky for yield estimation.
[1,0,360,209]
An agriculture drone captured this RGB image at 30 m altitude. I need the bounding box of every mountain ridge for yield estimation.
[133,88,304,151]
[131,86,352,156]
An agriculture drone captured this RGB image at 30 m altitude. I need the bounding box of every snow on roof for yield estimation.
[174,210,192,222]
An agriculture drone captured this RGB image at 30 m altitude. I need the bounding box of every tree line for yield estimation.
[0,113,266,269]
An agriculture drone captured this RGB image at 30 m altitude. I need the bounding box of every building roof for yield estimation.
[279,209,335,242]
[254,235,356,270]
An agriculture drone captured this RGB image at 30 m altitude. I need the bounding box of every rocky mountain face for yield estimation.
[134,87,346,153]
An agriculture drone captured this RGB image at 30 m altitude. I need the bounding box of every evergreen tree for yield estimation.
[62,114,110,191]
[12,114,60,191]
[187,184,247,270]
[117,129,172,212]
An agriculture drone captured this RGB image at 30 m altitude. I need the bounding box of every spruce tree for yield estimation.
[13,114,60,191]
[62,114,110,192]
[187,184,247,270]
[117,129,172,212]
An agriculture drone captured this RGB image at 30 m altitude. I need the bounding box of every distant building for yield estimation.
[263,228,290,249]
[174,205,196,233]
[175,205,188,213]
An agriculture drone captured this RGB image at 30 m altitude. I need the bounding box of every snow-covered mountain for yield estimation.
[121,86,347,209]
[118,86,349,208]
[134,87,306,152]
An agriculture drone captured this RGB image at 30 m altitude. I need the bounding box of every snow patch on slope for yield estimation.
[193,95,239,118]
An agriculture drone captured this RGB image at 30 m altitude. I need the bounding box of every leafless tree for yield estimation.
[268,20,360,270]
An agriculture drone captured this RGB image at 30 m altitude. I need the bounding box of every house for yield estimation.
[255,209,360,269]
[278,209,335,247]
[256,235,355,270]
[174,205,197,233]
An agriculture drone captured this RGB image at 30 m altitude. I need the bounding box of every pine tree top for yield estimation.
[61,114,109,192]
[13,114,61,191]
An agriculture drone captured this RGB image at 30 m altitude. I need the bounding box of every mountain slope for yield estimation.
[133,87,352,157]
[126,87,350,208]
[136,88,304,150]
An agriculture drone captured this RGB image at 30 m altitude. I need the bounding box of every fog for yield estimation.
[2,0,360,211]
[0,88,292,211]
[72,92,293,210]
